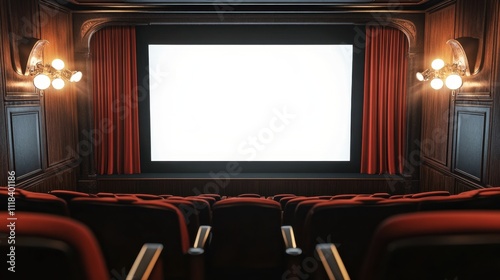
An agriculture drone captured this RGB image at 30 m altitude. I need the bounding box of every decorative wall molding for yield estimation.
[389,18,419,51]
[80,18,109,48]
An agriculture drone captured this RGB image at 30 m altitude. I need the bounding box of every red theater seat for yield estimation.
[238,193,262,198]
[316,211,500,280]
[184,196,212,225]
[0,212,109,280]
[408,190,450,198]
[292,199,331,244]
[69,197,200,280]
[159,199,201,242]
[330,194,358,200]
[193,195,217,207]
[0,188,68,216]
[198,193,221,201]
[279,195,302,210]
[207,198,289,279]
[417,195,475,211]
[116,193,164,200]
[283,196,316,225]
[360,211,500,280]
[304,197,419,280]
[96,192,116,197]
[49,189,95,202]
[272,193,296,202]
[370,192,391,198]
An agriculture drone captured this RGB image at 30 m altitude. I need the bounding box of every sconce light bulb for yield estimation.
[430,78,444,90]
[431,59,445,70]
[70,71,83,82]
[52,78,65,90]
[51,59,65,71]
[445,73,463,90]
[33,74,51,90]
[416,72,425,81]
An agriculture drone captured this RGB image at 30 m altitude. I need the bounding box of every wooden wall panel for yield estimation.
[421,0,500,191]
[0,9,7,185]
[40,3,78,167]
[488,1,500,186]
[23,166,78,192]
[94,177,408,197]
[452,105,490,183]
[420,164,455,193]
[0,0,79,189]
[5,106,45,180]
[421,3,455,166]
[455,179,481,194]
[455,0,492,99]
[2,0,41,100]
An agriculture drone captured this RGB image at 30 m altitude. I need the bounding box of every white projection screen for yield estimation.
[148,44,353,162]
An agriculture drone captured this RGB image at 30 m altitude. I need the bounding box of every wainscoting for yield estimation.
[91,174,409,197]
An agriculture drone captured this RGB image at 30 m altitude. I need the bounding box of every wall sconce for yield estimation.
[416,37,479,91]
[30,58,83,90]
[16,37,82,91]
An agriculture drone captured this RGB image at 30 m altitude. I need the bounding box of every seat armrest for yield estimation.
[187,226,211,280]
[281,225,302,256]
[188,225,211,255]
[315,243,351,280]
[126,243,163,280]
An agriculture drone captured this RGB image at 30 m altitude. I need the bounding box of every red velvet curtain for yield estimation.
[91,26,141,174]
[361,26,408,174]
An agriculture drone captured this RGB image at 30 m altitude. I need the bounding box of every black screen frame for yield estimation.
[137,24,365,174]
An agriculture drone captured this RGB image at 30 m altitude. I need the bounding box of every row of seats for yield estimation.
[280,189,500,280]
[2,187,500,279]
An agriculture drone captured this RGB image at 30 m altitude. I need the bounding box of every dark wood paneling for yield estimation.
[455,0,486,40]
[0,0,79,189]
[420,163,455,193]
[421,3,455,166]
[0,8,7,185]
[21,164,78,192]
[94,177,408,197]
[454,179,481,194]
[2,0,41,100]
[6,106,45,180]
[454,0,486,76]
[453,105,490,183]
[40,3,78,167]
[422,0,500,190]
[488,1,500,186]
[455,0,493,99]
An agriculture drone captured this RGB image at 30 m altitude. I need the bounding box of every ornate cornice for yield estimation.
[389,18,419,50]
[77,14,422,53]
[80,19,108,42]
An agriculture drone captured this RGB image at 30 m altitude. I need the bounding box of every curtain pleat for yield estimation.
[91,26,141,174]
[361,26,408,174]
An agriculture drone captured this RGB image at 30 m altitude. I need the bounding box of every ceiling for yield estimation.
[60,0,437,9]
[67,0,427,3]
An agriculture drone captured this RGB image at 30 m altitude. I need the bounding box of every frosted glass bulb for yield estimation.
[33,74,51,90]
[70,71,82,82]
[416,72,425,81]
[430,78,444,90]
[51,59,65,70]
[431,59,445,70]
[52,78,65,90]
[445,74,463,90]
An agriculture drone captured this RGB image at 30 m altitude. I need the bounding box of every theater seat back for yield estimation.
[207,198,284,279]
[361,211,500,280]
[0,212,108,280]
[69,198,190,280]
